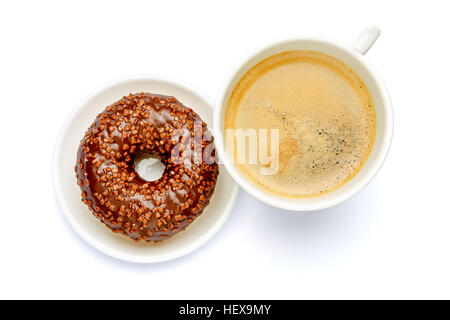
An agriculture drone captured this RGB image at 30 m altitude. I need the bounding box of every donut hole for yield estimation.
[133,153,165,182]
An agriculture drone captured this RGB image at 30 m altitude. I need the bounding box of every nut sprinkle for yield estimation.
[75,93,219,242]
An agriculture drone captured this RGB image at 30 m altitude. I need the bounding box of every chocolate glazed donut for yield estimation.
[75,93,219,242]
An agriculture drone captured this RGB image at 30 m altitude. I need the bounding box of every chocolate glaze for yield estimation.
[76,93,219,242]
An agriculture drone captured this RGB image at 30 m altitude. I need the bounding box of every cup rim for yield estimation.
[214,36,394,211]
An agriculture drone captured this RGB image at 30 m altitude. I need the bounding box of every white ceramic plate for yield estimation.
[52,75,239,263]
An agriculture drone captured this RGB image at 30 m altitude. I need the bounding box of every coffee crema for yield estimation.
[225,50,376,198]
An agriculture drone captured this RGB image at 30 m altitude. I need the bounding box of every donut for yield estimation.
[75,92,219,242]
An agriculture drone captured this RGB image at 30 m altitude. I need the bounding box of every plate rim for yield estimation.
[52,74,239,263]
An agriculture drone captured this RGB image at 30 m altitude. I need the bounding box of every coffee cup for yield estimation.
[214,26,393,211]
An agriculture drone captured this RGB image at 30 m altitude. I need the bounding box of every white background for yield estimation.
[1,0,449,299]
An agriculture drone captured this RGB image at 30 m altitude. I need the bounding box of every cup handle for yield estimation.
[352,25,381,55]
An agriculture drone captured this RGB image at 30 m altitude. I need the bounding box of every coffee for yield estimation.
[225,50,376,198]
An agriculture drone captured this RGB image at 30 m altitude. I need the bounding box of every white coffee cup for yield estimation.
[214,26,393,211]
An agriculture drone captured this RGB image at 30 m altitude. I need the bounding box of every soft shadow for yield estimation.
[53,180,381,270]
[238,182,381,266]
